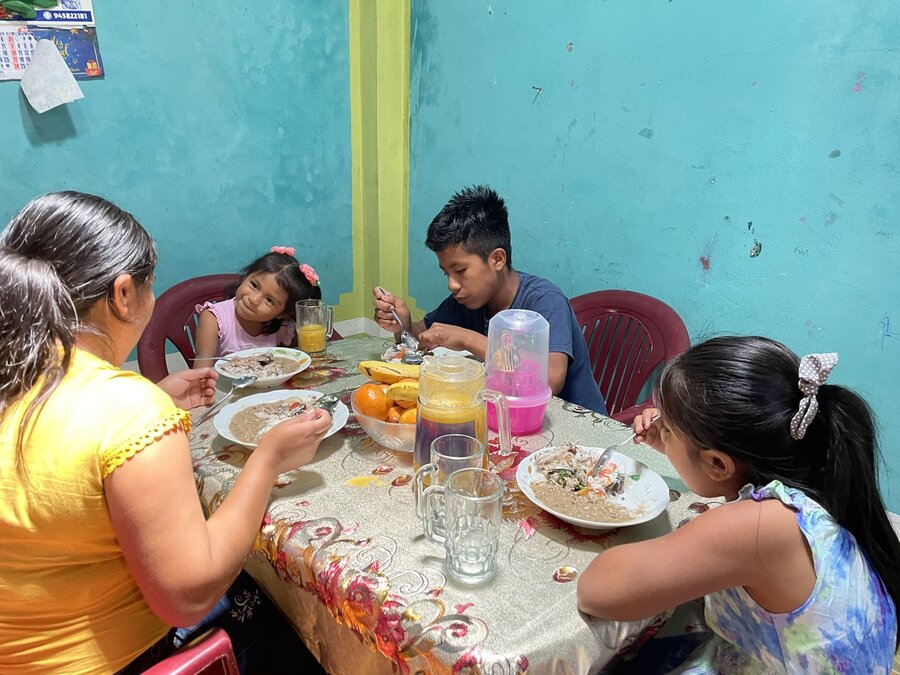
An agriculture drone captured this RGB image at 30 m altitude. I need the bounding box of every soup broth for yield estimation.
[221,352,299,378]
[229,398,306,445]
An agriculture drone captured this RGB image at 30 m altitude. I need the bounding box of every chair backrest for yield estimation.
[143,628,239,675]
[570,290,690,422]
[137,274,239,383]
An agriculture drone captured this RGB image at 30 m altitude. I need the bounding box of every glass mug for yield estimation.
[422,468,504,586]
[413,435,485,537]
[295,299,333,355]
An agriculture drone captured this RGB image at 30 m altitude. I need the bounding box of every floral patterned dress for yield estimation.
[676,481,897,674]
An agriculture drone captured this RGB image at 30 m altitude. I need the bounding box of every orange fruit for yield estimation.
[399,407,417,424]
[355,383,391,420]
[378,383,390,394]
[387,405,403,423]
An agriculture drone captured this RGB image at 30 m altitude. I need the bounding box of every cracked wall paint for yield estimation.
[407,0,900,511]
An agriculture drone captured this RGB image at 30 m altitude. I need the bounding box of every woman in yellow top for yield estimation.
[0,192,332,674]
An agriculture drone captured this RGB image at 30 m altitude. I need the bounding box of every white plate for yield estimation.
[431,347,474,358]
[516,446,670,529]
[382,345,474,363]
[214,347,311,388]
[213,389,349,449]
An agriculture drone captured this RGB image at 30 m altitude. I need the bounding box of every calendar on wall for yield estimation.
[0,0,101,81]
[0,25,34,79]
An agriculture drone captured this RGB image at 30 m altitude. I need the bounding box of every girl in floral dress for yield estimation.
[578,336,899,674]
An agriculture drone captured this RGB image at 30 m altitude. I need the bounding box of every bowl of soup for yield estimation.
[213,389,349,448]
[214,347,311,388]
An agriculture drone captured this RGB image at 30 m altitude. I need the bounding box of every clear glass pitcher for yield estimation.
[295,299,333,355]
[413,355,511,471]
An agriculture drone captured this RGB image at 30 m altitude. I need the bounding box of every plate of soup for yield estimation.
[214,347,311,388]
[516,443,669,529]
[214,389,349,449]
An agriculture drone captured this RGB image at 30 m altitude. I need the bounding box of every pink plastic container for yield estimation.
[487,388,551,435]
[485,309,552,435]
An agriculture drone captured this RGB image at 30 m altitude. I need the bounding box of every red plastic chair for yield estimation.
[137,274,239,383]
[570,290,690,423]
[143,628,238,675]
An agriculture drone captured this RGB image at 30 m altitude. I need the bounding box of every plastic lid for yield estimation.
[486,309,549,397]
[489,309,548,333]
[419,354,485,407]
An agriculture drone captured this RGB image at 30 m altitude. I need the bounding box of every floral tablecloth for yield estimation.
[189,336,715,675]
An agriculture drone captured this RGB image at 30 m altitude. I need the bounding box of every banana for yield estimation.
[358,361,420,384]
[387,379,419,404]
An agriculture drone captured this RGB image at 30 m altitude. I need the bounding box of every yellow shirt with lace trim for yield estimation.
[0,349,191,674]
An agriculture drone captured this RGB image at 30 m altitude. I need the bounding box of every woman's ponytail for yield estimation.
[0,250,76,471]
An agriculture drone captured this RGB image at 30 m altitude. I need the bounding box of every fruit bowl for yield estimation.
[351,388,416,453]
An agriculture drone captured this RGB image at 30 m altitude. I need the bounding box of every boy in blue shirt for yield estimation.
[373,185,607,414]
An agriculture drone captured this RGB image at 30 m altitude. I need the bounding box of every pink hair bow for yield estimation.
[299,263,319,286]
[271,245,296,256]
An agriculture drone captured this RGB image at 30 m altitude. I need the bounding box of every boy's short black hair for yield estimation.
[425,185,512,267]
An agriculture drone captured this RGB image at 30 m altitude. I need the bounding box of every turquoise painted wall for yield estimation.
[408,1,900,511]
[1,3,352,305]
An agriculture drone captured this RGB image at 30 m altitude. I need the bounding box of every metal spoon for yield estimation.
[392,308,420,351]
[193,375,257,425]
[376,287,419,351]
[591,412,661,476]
[289,394,340,418]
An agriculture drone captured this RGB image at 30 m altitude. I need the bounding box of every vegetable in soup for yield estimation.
[531,443,642,523]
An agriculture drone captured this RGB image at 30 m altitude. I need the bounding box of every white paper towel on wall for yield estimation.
[20,39,84,114]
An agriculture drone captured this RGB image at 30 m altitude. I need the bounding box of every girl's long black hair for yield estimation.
[656,336,900,645]
[226,251,321,334]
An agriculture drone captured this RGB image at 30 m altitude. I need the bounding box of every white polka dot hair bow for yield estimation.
[789,352,839,440]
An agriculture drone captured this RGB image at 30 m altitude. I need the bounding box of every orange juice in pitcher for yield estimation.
[413,355,510,473]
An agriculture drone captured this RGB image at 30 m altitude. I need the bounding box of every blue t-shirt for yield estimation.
[423,272,607,414]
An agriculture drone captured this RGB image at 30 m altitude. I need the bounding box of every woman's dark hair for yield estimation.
[226,251,321,334]
[0,191,157,472]
[425,185,513,268]
[656,335,900,643]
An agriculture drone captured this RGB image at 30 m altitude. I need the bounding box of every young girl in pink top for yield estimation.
[193,246,321,367]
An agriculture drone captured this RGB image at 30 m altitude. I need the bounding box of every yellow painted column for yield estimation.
[336,0,424,323]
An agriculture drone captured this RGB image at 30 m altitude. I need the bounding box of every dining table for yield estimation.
[188,335,716,675]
